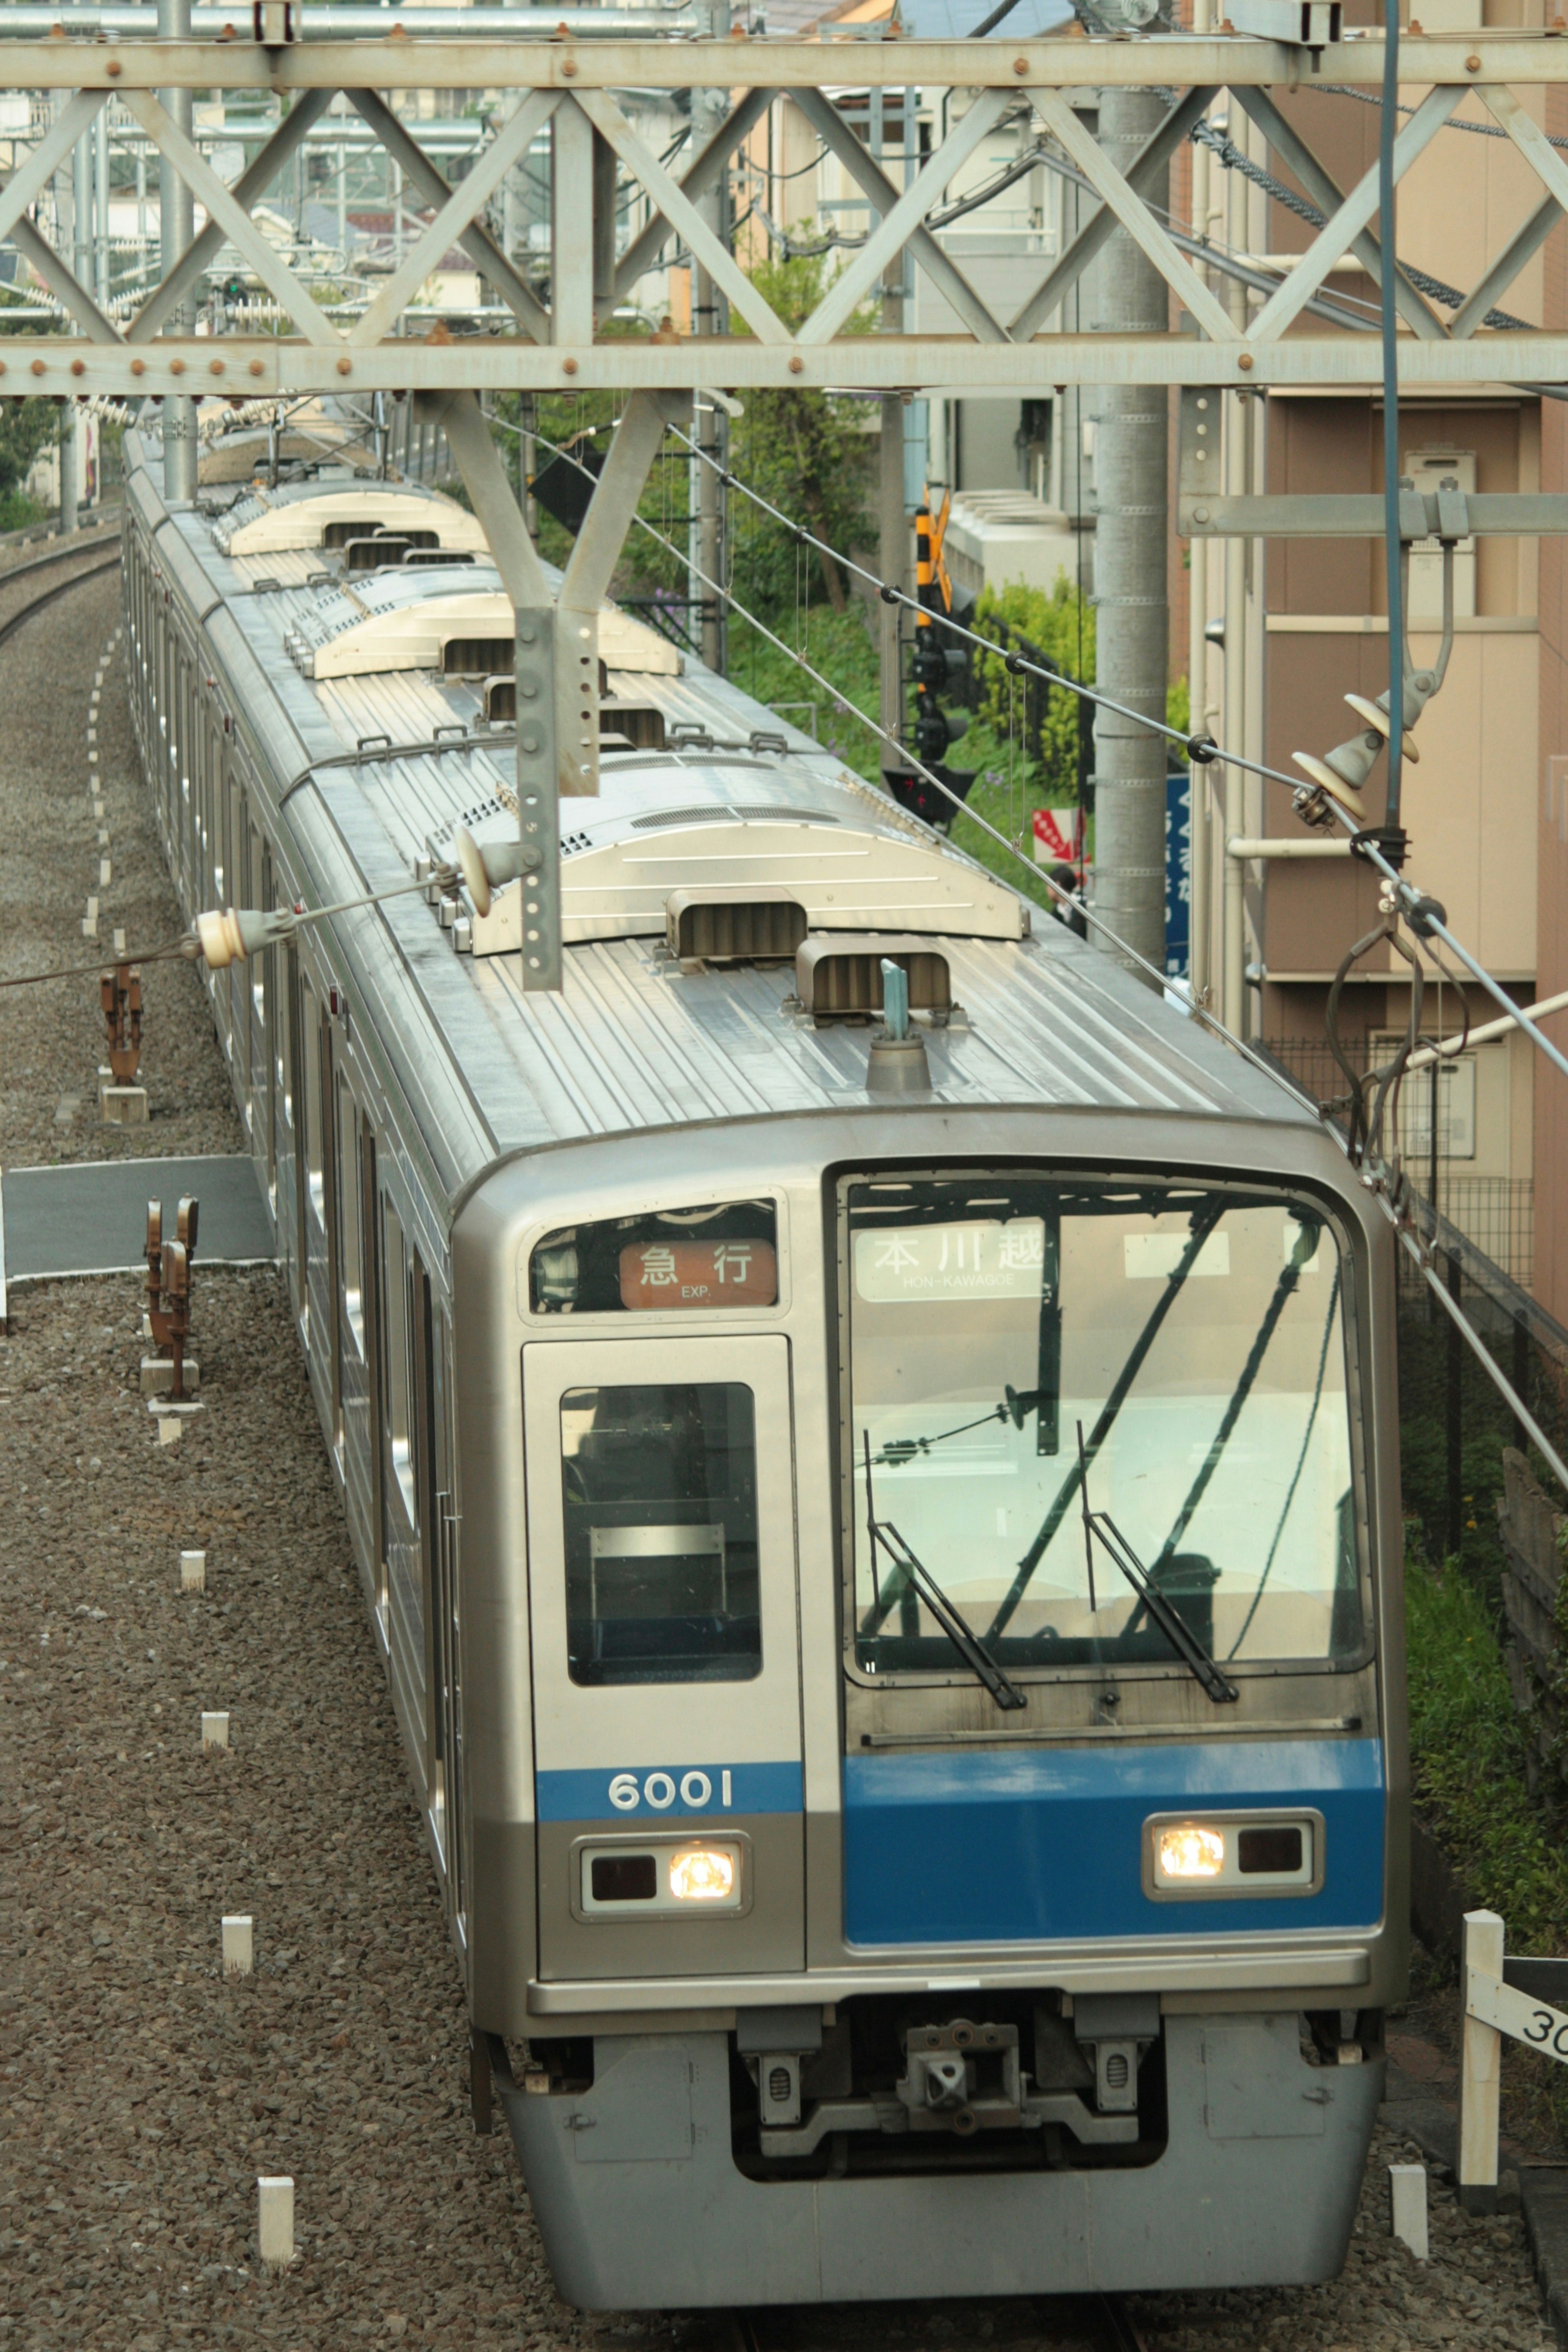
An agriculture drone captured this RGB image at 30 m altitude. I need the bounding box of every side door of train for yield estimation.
[523,1334,806,1982]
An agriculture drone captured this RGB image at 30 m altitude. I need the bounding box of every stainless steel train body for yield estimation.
[122,427,1408,2310]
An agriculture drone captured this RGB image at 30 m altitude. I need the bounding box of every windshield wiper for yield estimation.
[861,1435,1027,1710]
[1076,1425,1238,1706]
[869,1384,1051,1468]
[986,1200,1226,1643]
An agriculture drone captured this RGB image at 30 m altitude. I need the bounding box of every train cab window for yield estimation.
[844,1176,1363,1685]
[559,1382,762,1686]
[530,1202,778,1316]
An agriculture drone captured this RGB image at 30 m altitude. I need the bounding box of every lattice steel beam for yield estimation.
[3,35,1566,88]
[4,38,1568,393]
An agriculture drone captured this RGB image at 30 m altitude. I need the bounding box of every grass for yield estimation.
[1404,1543,1568,1953]
[0,489,47,535]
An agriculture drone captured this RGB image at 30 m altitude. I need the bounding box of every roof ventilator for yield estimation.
[795,935,952,1024]
[324,521,439,552]
[345,534,414,570]
[665,888,808,965]
[866,960,931,1096]
[443,635,515,677]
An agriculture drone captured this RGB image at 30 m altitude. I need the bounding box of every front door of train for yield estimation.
[524,1335,806,1982]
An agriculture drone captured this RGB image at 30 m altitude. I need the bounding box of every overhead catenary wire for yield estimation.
[668,413,1568,1101]
[665,418,1306,797]
[512,416,1319,1098]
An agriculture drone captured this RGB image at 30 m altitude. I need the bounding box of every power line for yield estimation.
[508,414,1315,1087]
[664,417,1568,1105]
[514,421,1568,1488]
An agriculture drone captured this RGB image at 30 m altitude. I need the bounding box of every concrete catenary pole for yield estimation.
[1090,85,1169,981]
[692,0,729,674]
[878,84,911,755]
[54,105,78,535]
[158,0,198,503]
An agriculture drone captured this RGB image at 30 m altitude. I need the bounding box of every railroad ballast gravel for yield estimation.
[0,532,1556,2350]
[0,542,245,1168]
[0,1270,602,2352]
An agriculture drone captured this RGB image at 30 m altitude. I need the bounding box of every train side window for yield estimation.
[338,1080,364,1354]
[249,823,267,1026]
[383,1198,416,1520]
[559,1381,762,1686]
[301,980,325,1223]
[277,937,294,1126]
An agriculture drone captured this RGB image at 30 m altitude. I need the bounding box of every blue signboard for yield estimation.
[1165,770,1191,982]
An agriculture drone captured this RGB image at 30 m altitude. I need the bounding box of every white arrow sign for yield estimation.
[1466,1967,1568,2065]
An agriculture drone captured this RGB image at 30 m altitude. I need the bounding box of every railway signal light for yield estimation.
[913,703,969,764]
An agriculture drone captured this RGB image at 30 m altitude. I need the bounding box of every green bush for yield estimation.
[1405,1546,1568,1952]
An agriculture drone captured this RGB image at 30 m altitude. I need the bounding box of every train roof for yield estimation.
[127,433,1314,1209]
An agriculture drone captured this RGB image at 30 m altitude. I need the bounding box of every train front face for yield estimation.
[456,1107,1405,2311]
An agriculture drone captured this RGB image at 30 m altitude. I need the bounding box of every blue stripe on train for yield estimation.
[536,1760,804,1824]
[843,1737,1385,1945]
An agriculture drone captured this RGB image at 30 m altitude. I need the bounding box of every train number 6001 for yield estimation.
[608,1769,733,1812]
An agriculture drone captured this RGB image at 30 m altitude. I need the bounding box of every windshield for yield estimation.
[844,1175,1362,1677]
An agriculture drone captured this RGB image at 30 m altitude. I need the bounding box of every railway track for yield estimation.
[727,2292,1149,2352]
[0,537,122,651]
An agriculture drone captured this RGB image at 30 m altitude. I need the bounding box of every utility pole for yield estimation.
[54,105,78,535]
[1186,0,1214,1012]
[691,0,729,675]
[1221,96,1251,1036]
[1090,84,1169,982]
[158,0,197,503]
[878,80,911,755]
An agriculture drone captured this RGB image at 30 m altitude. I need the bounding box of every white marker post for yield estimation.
[257,2176,294,2268]
[1389,2163,1429,2259]
[221,1915,254,1977]
[1459,1909,1506,2214]
[1457,1909,1568,2211]
[200,1711,229,1749]
[180,1548,206,1593]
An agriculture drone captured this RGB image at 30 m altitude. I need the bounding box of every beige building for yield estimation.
[1183,37,1565,1312]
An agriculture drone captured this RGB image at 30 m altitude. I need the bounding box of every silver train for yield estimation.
[123,426,1407,2309]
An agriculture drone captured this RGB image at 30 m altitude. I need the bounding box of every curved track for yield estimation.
[0,541,122,652]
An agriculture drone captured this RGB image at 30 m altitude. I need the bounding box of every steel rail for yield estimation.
[0,530,120,589]
[0,550,121,651]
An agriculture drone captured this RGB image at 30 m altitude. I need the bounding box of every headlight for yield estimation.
[669,1846,737,1901]
[1157,1824,1226,1880]
[1146,1813,1318,1896]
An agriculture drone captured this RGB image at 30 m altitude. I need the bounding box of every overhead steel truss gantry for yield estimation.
[7,26,1568,989]
[5,32,1568,394]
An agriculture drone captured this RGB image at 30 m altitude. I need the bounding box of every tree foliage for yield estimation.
[486,249,875,638]
[0,397,58,501]
[725,249,874,622]
[969,576,1094,807]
